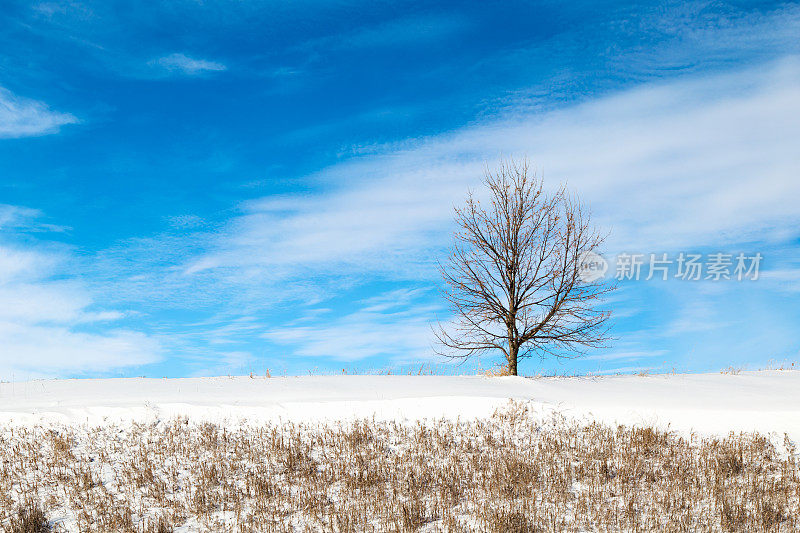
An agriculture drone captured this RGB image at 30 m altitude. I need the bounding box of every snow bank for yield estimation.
[1,371,799,440]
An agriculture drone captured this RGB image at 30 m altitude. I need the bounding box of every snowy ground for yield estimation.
[2,370,799,440]
[4,371,800,531]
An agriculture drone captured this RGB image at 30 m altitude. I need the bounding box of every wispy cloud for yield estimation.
[264,288,440,362]
[662,302,730,337]
[0,210,161,379]
[0,205,39,230]
[150,53,227,76]
[0,87,77,138]
[0,204,70,233]
[298,13,468,53]
[2,0,797,377]
[166,214,205,229]
[150,57,800,371]
[185,350,256,377]
[0,322,159,379]
[185,58,800,288]
[761,268,800,293]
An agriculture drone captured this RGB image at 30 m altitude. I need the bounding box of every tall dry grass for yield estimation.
[1,402,798,532]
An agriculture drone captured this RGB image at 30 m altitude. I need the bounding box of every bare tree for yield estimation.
[435,159,613,375]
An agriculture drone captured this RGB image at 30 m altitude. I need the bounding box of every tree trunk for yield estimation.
[507,344,518,376]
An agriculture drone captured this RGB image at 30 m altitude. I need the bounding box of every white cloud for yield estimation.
[0,324,159,379]
[0,87,77,138]
[0,203,71,233]
[661,298,732,337]
[264,288,440,362]
[187,57,800,285]
[0,244,54,282]
[0,204,39,229]
[167,214,204,229]
[185,350,256,378]
[761,268,800,292]
[151,53,227,75]
[0,238,161,379]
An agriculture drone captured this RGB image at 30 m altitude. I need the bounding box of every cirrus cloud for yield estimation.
[0,87,77,139]
[0,221,161,379]
[151,53,227,76]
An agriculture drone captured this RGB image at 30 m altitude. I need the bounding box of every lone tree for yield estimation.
[435,159,613,375]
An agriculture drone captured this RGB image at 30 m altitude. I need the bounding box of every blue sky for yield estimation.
[1,0,799,379]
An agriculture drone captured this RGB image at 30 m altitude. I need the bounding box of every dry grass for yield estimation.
[8,503,50,533]
[1,402,798,532]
